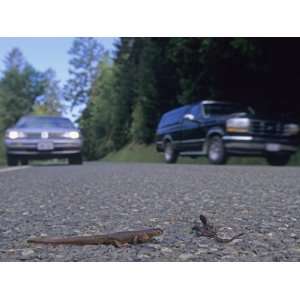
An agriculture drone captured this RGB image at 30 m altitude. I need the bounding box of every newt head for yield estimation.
[150,228,163,237]
[199,214,208,226]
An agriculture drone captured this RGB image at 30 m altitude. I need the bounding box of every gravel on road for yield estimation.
[1,162,300,261]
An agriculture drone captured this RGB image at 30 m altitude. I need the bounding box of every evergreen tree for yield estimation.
[64,37,105,109]
[110,38,137,149]
[80,54,117,158]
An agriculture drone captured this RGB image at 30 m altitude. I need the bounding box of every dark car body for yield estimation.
[155,100,300,165]
[4,116,82,166]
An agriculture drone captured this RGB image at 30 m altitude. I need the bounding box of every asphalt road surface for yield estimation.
[1,162,300,261]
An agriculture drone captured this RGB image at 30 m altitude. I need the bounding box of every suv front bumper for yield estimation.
[222,135,299,156]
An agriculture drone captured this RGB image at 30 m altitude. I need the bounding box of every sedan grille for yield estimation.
[24,132,66,139]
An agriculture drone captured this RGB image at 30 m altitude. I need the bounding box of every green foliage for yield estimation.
[33,68,63,116]
[0,134,5,165]
[79,55,118,159]
[130,102,148,143]
[64,37,105,107]
[103,143,163,163]
[0,48,46,132]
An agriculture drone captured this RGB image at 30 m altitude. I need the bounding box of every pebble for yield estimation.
[21,249,35,257]
[195,249,208,255]
[161,247,173,253]
[178,253,195,261]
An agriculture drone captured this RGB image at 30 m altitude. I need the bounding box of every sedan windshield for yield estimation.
[16,116,75,129]
[203,103,254,117]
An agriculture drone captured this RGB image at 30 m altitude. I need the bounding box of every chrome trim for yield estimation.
[202,100,233,105]
[7,150,81,155]
[172,138,205,144]
[180,138,205,143]
[180,151,206,155]
[222,136,253,141]
[225,142,297,152]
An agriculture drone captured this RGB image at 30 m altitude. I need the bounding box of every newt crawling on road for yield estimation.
[191,214,243,243]
[28,228,163,248]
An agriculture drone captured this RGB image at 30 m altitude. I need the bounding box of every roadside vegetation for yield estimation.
[1,38,300,165]
[0,140,5,165]
[103,143,300,166]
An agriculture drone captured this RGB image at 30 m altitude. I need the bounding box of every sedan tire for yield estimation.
[6,154,19,167]
[266,154,290,166]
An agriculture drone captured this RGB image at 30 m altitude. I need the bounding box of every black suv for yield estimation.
[155,100,300,165]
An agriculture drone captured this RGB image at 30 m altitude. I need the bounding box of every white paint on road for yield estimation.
[0,166,30,173]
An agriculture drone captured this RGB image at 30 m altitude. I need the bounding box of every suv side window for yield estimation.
[189,104,202,120]
[158,105,191,129]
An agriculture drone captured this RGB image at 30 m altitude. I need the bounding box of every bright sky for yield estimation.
[0,37,117,83]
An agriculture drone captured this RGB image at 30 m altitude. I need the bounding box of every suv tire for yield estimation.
[68,154,83,165]
[164,142,178,164]
[207,135,227,165]
[6,154,19,166]
[266,154,290,166]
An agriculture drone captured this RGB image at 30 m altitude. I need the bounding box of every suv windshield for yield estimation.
[16,116,75,129]
[203,103,254,117]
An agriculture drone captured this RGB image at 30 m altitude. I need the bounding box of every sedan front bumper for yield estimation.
[5,138,82,157]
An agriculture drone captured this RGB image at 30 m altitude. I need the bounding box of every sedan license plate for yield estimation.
[266,143,281,152]
[37,142,54,151]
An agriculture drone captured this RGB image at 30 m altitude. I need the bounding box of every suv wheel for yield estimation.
[266,154,290,166]
[68,154,83,165]
[6,154,19,166]
[207,136,227,165]
[164,142,178,164]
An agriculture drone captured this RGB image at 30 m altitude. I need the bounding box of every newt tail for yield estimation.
[28,228,163,248]
[214,232,244,243]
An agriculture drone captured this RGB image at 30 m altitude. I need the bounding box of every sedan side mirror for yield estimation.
[184,113,195,121]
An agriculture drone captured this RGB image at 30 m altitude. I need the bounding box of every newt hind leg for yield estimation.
[113,240,129,248]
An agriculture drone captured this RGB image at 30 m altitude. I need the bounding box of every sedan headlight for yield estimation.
[6,130,26,139]
[226,118,250,133]
[284,123,300,136]
[63,131,80,139]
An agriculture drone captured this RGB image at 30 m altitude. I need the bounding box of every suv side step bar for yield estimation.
[180,151,206,156]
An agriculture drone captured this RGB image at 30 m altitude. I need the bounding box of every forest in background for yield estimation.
[1,37,300,162]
